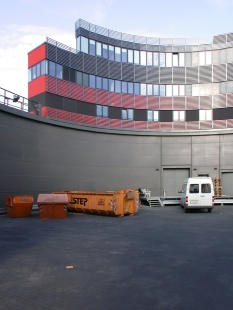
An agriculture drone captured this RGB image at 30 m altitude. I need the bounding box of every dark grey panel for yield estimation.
[121,41,134,49]
[199,65,212,83]
[186,110,199,121]
[173,67,185,84]
[186,67,198,84]
[29,92,47,107]
[70,68,76,83]
[57,48,70,67]
[122,63,134,82]
[108,60,121,80]
[47,44,56,62]
[213,107,233,120]
[134,109,147,121]
[70,53,83,71]
[95,33,108,44]
[135,65,147,83]
[213,64,226,82]
[96,57,108,77]
[227,63,233,81]
[83,54,96,75]
[109,106,122,119]
[160,110,173,122]
[147,45,159,52]
[79,28,89,37]
[64,98,76,113]
[160,67,172,84]
[63,66,70,81]
[147,67,159,84]
[46,93,63,110]
[108,37,121,47]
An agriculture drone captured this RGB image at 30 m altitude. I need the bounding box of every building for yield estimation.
[2,18,233,205]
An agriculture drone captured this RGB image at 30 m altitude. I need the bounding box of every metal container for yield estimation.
[5,195,33,218]
[37,194,68,219]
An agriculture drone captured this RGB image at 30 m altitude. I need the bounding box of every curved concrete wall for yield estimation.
[1,104,233,206]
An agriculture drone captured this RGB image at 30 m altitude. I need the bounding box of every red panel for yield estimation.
[200,121,212,130]
[110,119,121,128]
[173,122,186,130]
[213,120,227,129]
[200,96,212,109]
[160,122,173,130]
[46,107,57,118]
[121,120,134,129]
[57,110,71,121]
[109,93,121,107]
[148,97,159,110]
[173,97,185,110]
[71,113,83,123]
[227,119,233,128]
[97,90,108,105]
[135,121,148,129]
[213,94,226,108]
[28,44,46,68]
[227,94,233,107]
[83,115,96,125]
[97,117,109,127]
[160,97,172,110]
[41,106,47,117]
[47,76,57,94]
[122,94,134,108]
[148,122,160,130]
[186,97,199,110]
[71,84,83,101]
[57,79,70,97]
[135,96,147,109]
[83,88,96,103]
[28,75,46,98]
[186,121,199,130]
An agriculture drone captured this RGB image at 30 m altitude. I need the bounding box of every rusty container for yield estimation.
[5,195,33,218]
[37,194,68,219]
[53,189,139,217]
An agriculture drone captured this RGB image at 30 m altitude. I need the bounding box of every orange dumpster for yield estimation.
[37,194,68,219]
[53,189,139,217]
[5,195,33,218]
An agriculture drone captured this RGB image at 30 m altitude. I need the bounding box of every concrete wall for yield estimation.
[1,105,233,206]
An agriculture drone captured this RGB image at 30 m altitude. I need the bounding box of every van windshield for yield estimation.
[189,184,199,193]
[201,183,211,193]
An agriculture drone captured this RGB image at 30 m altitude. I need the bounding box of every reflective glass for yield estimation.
[147,52,152,66]
[179,53,185,66]
[128,109,133,120]
[115,47,121,62]
[147,84,153,95]
[83,73,89,86]
[41,60,47,75]
[140,84,147,95]
[153,53,159,66]
[160,85,165,96]
[153,111,159,121]
[173,111,179,121]
[166,53,172,67]
[140,51,146,66]
[103,44,108,58]
[199,52,205,66]
[192,84,199,96]
[115,80,121,93]
[56,64,62,79]
[154,85,159,96]
[76,71,82,85]
[109,46,114,60]
[97,105,102,117]
[134,83,140,95]
[179,85,185,96]
[180,111,185,121]
[103,78,108,90]
[49,61,56,77]
[192,52,198,66]
[128,82,133,94]
[96,42,102,56]
[109,79,114,92]
[103,106,108,117]
[89,75,95,88]
[28,68,32,82]
[96,76,102,89]
[206,110,212,120]
[122,49,127,62]
[227,81,233,93]
[134,50,139,65]
[128,50,133,63]
[220,49,226,63]
[148,110,153,121]
[173,85,178,96]
[166,85,172,96]
[36,63,41,77]
[173,54,178,66]
[76,36,81,52]
[81,36,88,54]
[160,53,165,67]
[89,40,96,56]
[122,109,127,119]
[122,81,127,93]
[206,51,212,65]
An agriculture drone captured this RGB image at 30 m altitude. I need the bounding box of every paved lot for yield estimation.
[1,205,233,310]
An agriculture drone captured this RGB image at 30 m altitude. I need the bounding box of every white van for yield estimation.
[179,177,214,213]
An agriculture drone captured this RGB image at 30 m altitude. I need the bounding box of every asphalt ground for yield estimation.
[1,205,233,310]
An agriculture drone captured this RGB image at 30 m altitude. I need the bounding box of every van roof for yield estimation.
[183,177,212,182]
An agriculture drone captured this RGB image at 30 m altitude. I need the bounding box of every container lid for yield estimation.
[37,194,68,204]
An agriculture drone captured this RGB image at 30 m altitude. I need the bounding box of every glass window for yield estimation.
[103,106,108,118]
[189,184,199,193]
[76,71,82,85]
[192,52,199,66]
[115,80,121,93]
[134,83,140,95]
[128,109,134,120]
[122,109,127,119]
[109,79,114,92]
[147,84,153,96]
[154,85,159,96]
[206,51,212,65]
[141,84,147,95]
[134,50,139,65]
[56,64,62,79]
[97,105,108,118]
[166,53,172,67]
[97,105,102,117]
[166,85,172,96]
[122,49,127,62]
[153,53,159,66]
[140,51,146,66]
[180,111,185,121]
[41,60,47,75]
[115,47,121,62]
[103,78,108,90]
[160,85,165,96]
[128,82,133,94]
[89,40,96,56]
[147,52,153,66]
[96,42,102,57]
[199,110,212,121]
[153,111,159,121]
[28,68,32,82]
[109,46,114,60]
[81,36,88,54]
[180,85,185,96]
[206,110,212,120]
[148,110,153,121]
[160,53,165,67]
[36,63,41,77]
[96,76,102,89]
[122,81,127,93]
[148,110,158,121]
[199,51,205,66]
[179,53,185,66]
[83,73,89,86]
[173,85,179,96]
[173,54,179,66]
[128,50,133,63]
[103,44,108,59]
[89,75,95,88]
[49,61,56,77]
[76,36,81,52]
[201,184,211,193]
[173,111,185,121]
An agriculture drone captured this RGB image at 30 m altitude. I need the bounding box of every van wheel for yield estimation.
[208,209,212,213]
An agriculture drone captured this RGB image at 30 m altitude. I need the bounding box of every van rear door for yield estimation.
[200,182,212,207]
[189,183,200,206]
